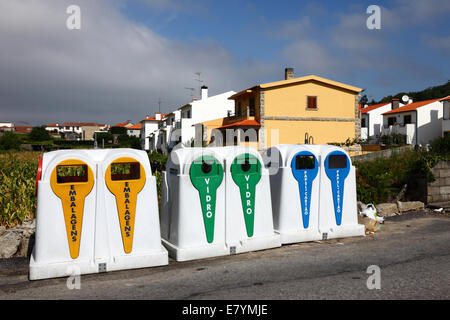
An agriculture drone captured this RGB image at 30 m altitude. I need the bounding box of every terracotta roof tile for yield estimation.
[383,98,442,115]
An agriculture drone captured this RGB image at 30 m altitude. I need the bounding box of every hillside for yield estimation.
[377,80,450,104]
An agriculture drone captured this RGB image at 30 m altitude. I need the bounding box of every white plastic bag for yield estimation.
[360,203,384,223]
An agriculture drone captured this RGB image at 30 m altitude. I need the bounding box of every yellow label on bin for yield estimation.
[105,157,146,254]
[50,159,94,259]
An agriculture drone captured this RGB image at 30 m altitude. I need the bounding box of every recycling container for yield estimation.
[214,146,280,254]
[318,145,365,239]
[160,148,228,261]
[263,144,322,243]
[29,149,168,280]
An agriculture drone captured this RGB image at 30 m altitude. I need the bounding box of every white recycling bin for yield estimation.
[318,145,365,240]
[213,146,281,254]
[29,149,168,280]
[264,144,322,244]
[160,148,228,261]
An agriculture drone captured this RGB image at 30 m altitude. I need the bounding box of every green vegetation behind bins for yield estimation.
[0,152,41,227]
[354,135,450,204]
[0,132,22,151]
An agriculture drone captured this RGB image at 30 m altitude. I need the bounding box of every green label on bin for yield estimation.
[231,153,261,237]
[189,155,224,243]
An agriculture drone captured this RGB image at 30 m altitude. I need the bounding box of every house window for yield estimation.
[237,102,242,116]
[307,96,317,109]
[404,115,412,124]
[361,118,367,128]
[187,110,191,119]
[388,117,396,126]
[249,98,255,116]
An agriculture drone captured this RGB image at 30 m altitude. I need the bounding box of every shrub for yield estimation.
[148,151,168,172]
[29,126,51,142]
[354,149,439,204]
[429,134,450,155]
[0,132,22,150]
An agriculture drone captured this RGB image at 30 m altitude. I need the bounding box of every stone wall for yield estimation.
[427,161,450,205]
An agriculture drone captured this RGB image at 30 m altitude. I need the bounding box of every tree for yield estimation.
[95,132,114,144]
[359,94,368,106]
[29,126,51,142]
[0,132,21,150]
[110,126,127,135]
[117,133,141,149]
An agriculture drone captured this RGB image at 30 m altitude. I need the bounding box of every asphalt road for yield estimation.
[0,212,449,300]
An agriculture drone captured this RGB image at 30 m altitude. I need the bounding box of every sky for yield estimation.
[0,0,449,126]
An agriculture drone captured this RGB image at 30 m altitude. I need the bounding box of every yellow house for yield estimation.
[203,68,362,151]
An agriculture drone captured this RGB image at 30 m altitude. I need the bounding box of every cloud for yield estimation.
[0,0,273,125]
[277,0,449,99]
[423,36,450,57]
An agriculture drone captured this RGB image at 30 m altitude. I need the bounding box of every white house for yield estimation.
[62,122,83,135]
[0,122,14,133]
[168,86,235,149]
[141,113,163,151]
[382,98,443,145]
[441,96,450,137]
[360,99,405,142]
[160,110,181,154]
[126,123,142,138]
[45,123,62,133]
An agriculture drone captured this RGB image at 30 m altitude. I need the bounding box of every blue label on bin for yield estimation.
[324,151,350,226]
[291,151,319,229]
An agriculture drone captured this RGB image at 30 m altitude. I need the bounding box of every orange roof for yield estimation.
[113,122,133,127]
[383,98,442,115]
[218,119,261,129]
[127,123,142,130]
[14,126,32,133]
[64,122,101,126]
[46,123,60,127]
[361,102,390,114]
[440,96,450,102]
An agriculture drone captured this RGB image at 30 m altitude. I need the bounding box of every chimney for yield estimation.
[155,112,162,121]
[285,67,294,80]
[391,98,400,109]
[201,85,208,100]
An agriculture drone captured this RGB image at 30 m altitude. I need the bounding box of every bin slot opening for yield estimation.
[235,156,259,173]
[201,161,212,174]
[328,155,347,169]
[296,156,315,170]
[56,165,88,183]
[111,162,140,181]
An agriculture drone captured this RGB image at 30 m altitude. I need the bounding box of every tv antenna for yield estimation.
[157,97,162,113]
[195,72,203,85]
[195,72,204,95]
[184,87,195,98]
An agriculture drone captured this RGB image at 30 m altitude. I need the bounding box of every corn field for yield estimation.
[0,152,41,228]
[0,151,165,228]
